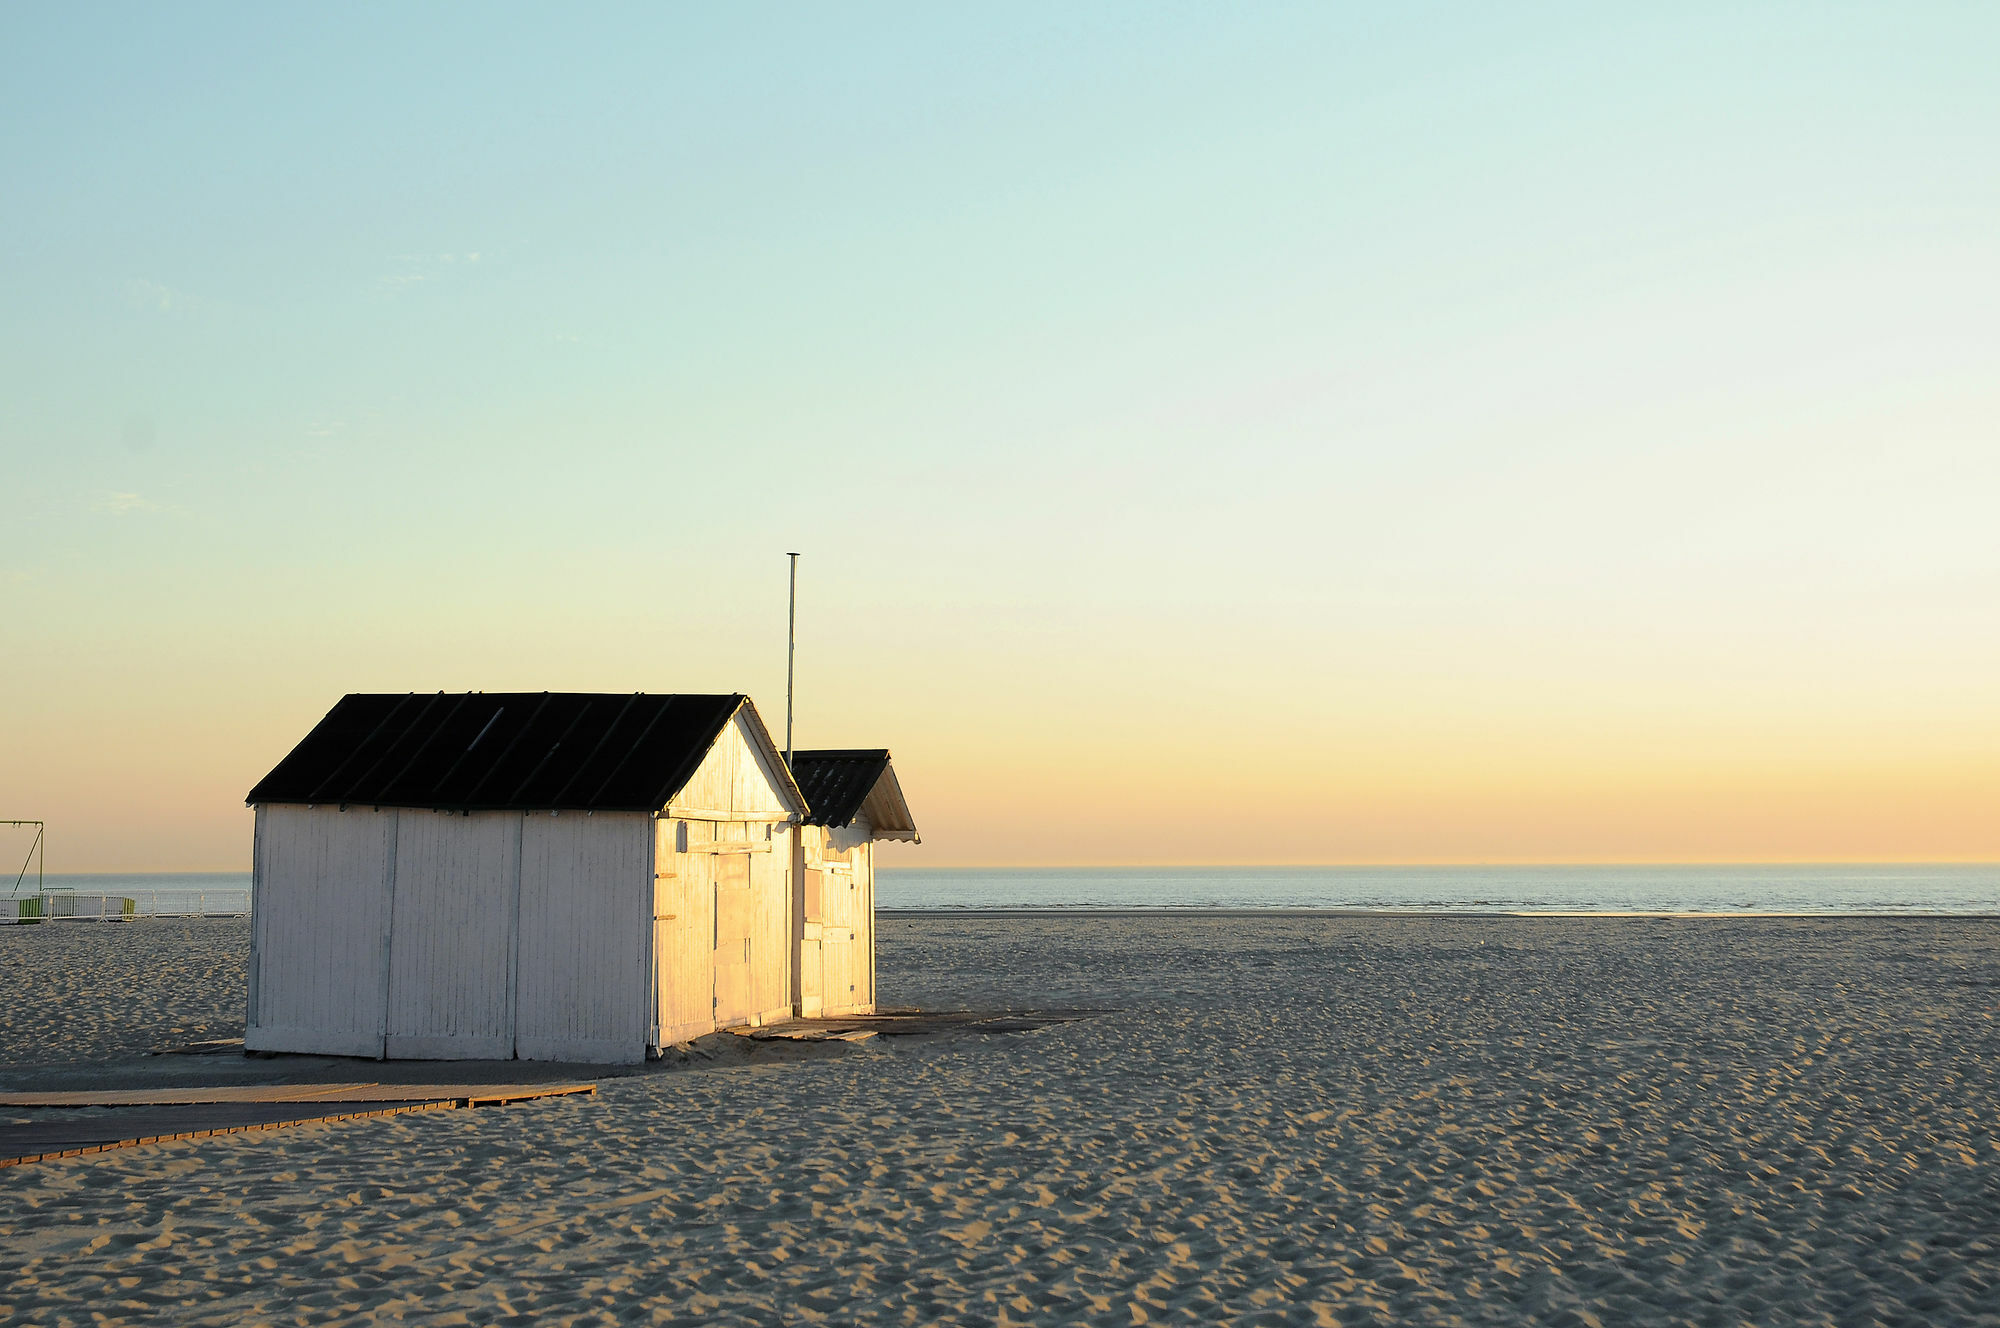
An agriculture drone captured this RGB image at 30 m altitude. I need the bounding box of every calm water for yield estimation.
[877,864,2000,914]
[14,873,251,917]
[16,865,2000,917]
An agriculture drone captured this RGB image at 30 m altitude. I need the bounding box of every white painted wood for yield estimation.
[860,839,876,1012]
[665,711,800,821]
[384,811,519,1059]
[752,822,793,1022]
[515,812,649,1063]
[728,713,794,818]
[246,807,263,1032]
[245,805,397,1058]
[644,815,658,1047]
[250,697,813,1062]
[712,850,757,1026]
[819,834,855,1016]
[812,830,877,1016]
[655,819,715,1045]
[691,816,793,1029]
[798,935,824,1018]
[858,764,920,842]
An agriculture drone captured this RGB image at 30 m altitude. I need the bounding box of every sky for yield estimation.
[2,4,1997,871]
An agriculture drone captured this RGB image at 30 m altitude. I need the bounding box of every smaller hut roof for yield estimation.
[789,750,919,842]
[247,692,805,815]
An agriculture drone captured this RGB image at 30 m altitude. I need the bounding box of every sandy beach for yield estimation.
[1,913,1995,1326]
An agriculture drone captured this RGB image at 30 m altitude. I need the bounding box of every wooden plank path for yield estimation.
[726,1010,1095,1042]
[0,1082,594,1169]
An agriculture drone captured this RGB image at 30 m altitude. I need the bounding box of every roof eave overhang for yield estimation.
[854,760,919,843]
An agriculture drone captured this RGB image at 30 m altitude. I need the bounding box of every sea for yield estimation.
[879,864,2000,914]
[11,864,1999,918]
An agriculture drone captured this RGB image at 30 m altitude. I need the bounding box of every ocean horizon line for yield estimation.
[23,859,2000,878]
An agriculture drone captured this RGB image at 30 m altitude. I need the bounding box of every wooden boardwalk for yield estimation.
[724,1009,1094,1042]
[0,1082,594,1169]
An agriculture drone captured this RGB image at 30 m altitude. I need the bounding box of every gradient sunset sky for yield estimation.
[3,5,1996,871]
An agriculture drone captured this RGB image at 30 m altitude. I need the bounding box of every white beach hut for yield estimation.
[786,750,919,1017]
[244,692,808,1064]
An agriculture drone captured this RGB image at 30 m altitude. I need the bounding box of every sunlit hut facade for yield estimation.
[244,692,809,1064]
[787,749,919,1017]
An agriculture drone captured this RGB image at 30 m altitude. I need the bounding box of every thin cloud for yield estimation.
[379,250,487,291]
[96,491,162,515]
[128,279,176,312]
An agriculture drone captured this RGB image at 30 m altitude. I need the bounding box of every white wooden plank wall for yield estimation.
[654,819,715,1044]
[515,813,649,1063]
[665,817,794,1036]
[668,713,793,820]
[246,805,396,1057]
[858,838,876,1012]
[819,840,858,1016]
[752,824,793,1020]
[796,825,831,1017]
[384,811,519,1059]
[814,822,874,1016]
[727,715,793,816]
[253,711,806,1061]
[711,829,757,1028]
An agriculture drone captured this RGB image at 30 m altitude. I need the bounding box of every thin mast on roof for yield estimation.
[785,552,799,769]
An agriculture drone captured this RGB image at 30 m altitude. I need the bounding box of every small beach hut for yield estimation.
[244,692,808,1064]
[785,750,919,1017]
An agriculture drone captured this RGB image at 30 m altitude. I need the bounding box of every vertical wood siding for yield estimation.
[384,811,519,1059]
[819,840,853,1015]
[728,716,793,817]
[654,819,716,1044]
[797,827,824,1018]
[712,850,756,1026]
[656,817,794,1040]
[753,824,794,1020]
[246,805,396,1057]
[252,711,803,1062]
[515,812,649,1063]
[668,713,794,819]
[815,824,875,1016]
[860,844,876,1012]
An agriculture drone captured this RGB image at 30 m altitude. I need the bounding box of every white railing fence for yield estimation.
[3,890,251,923]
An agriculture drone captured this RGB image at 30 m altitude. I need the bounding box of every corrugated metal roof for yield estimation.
[790,749,918,840]
[247,692,775,813]
[790,750,888,827]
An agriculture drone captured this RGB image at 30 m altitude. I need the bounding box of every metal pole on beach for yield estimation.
[785,552,799,769]
[4,821,44,899]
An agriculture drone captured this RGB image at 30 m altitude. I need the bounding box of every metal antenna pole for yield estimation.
[785,552,799,768]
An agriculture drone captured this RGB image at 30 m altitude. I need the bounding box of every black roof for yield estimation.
[247,692,756,813]
[789,750,893,828]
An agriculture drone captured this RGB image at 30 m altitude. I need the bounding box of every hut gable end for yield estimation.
[665,710,800,821]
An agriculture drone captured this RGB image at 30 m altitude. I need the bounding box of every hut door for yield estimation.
[820,860,858,1014]
[799,867,825,1018]
[712,853,757,1027]
[654,834,713,1045]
